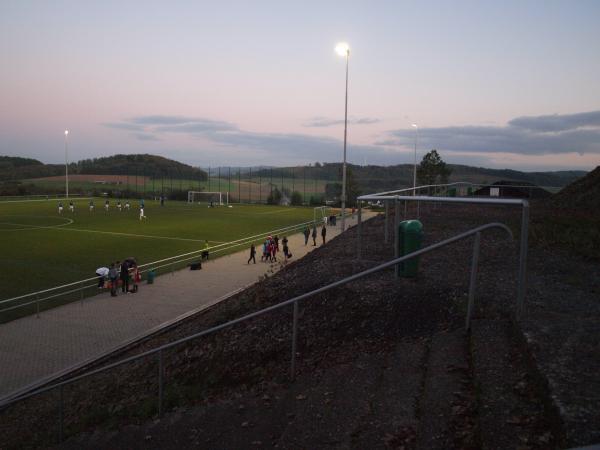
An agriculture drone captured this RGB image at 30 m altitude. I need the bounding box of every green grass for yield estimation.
[0,198,315,303]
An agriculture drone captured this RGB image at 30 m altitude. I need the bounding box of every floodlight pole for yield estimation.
[64,130,69,198]
[412,124,418,196]
[340,48,349,232]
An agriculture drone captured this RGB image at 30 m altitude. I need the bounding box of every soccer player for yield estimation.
[125,201,130,210]
[58,202,63,214]
[104,199,110,212]
[117,201,122,212]
[89,199,94,212]
[69,201,74,213]
[139,206,146,220]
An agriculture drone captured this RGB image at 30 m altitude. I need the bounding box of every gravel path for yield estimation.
[0,214,371,401]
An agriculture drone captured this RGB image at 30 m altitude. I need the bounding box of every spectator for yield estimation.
[120,260,130,293]
[312,225,317,246]
[248,243,256,264]
[303,226,310,245]
[321,225,327,245]
[108,263,118,297]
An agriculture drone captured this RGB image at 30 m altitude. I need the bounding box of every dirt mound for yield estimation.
[551,166,600,209]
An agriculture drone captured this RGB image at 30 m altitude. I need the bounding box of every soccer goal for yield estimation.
[313,206,331,224]
[187,191,229,205]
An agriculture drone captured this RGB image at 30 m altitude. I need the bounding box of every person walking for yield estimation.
[282,236,291,261]
[120,260,130,294]
[247,243,256,264]
[108,263,119,297]
[321,225,327,245]
[303,226,310,245]
[311,224,317,246]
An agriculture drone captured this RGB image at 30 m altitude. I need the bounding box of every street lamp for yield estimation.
[335,42,350,231]
[64,130,69,198]
[411,124,418,195]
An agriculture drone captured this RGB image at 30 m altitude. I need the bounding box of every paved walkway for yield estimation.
[0,215,371,401]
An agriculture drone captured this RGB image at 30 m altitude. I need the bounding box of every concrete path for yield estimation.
[0,214,371,401]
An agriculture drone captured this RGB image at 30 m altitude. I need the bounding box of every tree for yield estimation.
[417,150,452,187]
[291,191,303,206]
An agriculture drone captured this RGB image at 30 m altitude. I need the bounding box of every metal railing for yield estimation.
[0,222,511,444]
[0,217,331,319]
[356,192,529,319]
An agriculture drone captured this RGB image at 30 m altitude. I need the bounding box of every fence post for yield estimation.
[357,201,362,261]
[36,295,40,318]
[58,384,64,443]
[466,232,481,331]
[394,199,400,279]
[158,350,164,417]
[290,300,299,380]
[384,200,389,243]
[171,262,174,276]
[80,281,84,305]
[516,201,530,320]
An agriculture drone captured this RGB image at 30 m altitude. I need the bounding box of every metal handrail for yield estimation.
[365,181,561,197]
[356,193,529,320]
[0,217,330,313]
[0,222,512,422]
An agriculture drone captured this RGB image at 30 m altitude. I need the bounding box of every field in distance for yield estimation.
[0,198,315,300]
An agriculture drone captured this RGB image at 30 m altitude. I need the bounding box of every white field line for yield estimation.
[50,227,222,243]
[0,217,74,231]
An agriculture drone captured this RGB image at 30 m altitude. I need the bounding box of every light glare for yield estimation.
[335,42,350,57]
[64,130,69,135]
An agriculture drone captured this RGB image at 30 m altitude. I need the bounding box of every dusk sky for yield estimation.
[1,0,599,171]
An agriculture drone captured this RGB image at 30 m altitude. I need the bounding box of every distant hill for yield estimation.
[76,154,207,180]
[1,154,587,191]
[0,154,207,181]
[254,163,586,193]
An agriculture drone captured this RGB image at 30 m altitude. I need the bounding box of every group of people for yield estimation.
[303,224,327,246]
[96,259,141,297]
[57,201,75,214]
[60,199,147,219]
[248,234,292,264]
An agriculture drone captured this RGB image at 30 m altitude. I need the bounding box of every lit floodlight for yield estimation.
[65,130,69,135]
[335,42,350,57]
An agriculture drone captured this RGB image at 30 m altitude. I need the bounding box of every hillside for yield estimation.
[254,163,586,194]
[0,154,207,182]
[550,165,600,209]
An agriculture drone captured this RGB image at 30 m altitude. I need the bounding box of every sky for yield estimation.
[1,0,599,171]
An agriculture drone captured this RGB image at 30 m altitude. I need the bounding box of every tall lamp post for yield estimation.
[64,130,69,198]
[411,123,418,195]
[335,42,350,231]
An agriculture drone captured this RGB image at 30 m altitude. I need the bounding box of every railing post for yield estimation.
[356,201,362,261]
[36,295,40,318]
[394,199,400,279]
[516,201,529,320]
[466,232,481,331]
[80,281,84,306]
[171,262,174,276]
[384,200,389,243]
[290,300,299,380]
[58,384,64,443]
[158,350,164,417]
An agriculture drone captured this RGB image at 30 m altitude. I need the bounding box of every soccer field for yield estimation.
[0,198,315,302]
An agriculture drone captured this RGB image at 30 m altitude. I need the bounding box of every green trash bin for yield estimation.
[147,269,156,284]
[396,220,423,278]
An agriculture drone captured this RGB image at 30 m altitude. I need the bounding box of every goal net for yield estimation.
[187,191,229,205]
[313,206,331,224]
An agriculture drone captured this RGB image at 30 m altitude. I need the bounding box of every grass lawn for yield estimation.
[0,198,315,303]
